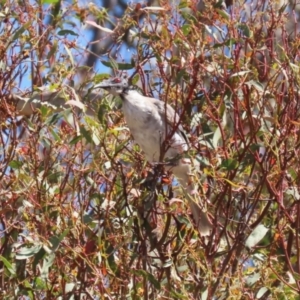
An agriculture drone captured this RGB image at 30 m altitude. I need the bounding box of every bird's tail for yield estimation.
[171,158,212,236]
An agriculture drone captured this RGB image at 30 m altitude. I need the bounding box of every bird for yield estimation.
[95,74,212,235]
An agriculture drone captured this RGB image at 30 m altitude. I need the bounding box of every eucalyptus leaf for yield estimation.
[245,225,269,248]
[16,245,43,260]
[0,255,16,275]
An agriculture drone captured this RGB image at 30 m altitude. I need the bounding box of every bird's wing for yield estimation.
[149,98,189,146]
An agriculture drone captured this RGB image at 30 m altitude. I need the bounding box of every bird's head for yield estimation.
[95,74,129,96]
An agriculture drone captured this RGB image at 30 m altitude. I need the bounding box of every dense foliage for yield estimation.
[1,0,300,299]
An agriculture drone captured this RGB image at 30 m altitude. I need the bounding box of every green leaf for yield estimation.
[195,155,211,167]
[85,176,97,188]
[46,40,58,60]
[132,269,161,290]
[180,11,197,23]
[45,113,59,125]
[83,213,93,224]
[57,30,78,36]
[101,58,118,70]
[132,74,140,85]
[175,69,188,84]
[114,139,129,155]
[176,215,192,227]
[94,73,110,83]
[20,280,34,299]
[49,229,69,251]
[170,291,188,299]
[238,23,252,38]
[34,277,47,290]
[220,158,238,171]
[40,253,55,279]
[98,102,108,124]
[179,0,188,8]
[80,126,92,143]
[40,105,49,118]
[50,128,60,141]
[32,248,46,270]
[140,32,150,39]
[0,255,16,275]
[216,8,229,20]
[69,135,82,145]
[106,244,117,272]
[181,24,191,36]
[9,160,23,169]
[42,0,60,4]
[214,0,225,8]
[100,60,134,70]
[225,38,236,47]
[118,62,134,70]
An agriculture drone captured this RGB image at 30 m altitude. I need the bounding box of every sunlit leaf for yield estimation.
[143,6,166,11]
[42,0,60,3]
[66,99,85,110]
[245,225,269,248]
[64,44,74,66]
[201,288,208,300]
[257,287,269,299]
[9,160,23,169]
[231,71,251,77]
[245,80,264,92]
[246,272,261,286]
[40,253,55,279]
[94,73,110,83]
[0,256,16,275]
[162,259,173,268]
[212,127,221,149]
[86,20,114,33]
[132,73,140,85]
[182,24,191,36]
[16,245,43,260]
[179,0,188,8]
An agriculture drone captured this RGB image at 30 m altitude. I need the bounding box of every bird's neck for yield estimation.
[123,85,138,93]
[121,87,141,100]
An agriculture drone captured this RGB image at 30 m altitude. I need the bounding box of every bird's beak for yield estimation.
[94,79,113,89]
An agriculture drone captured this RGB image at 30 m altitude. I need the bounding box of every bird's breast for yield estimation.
[122,98,162,161]
[121,94,187,162]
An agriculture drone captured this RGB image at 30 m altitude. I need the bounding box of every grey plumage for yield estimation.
[95,75,212,235]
